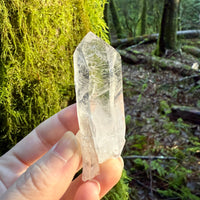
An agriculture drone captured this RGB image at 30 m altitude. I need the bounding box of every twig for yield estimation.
[123,155,177,160]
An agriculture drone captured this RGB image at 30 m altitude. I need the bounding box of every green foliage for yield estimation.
[163,121,180,134]
[180,0,200,30]
[137,82,148,103]
[159,100,171,115]
[117,0,140,37]
[102,170,130,200]
[158,187,200,200]
[125,114,132,126]
[150,160,167,176]
[186,137,200,155]
[114,0,163,37]
[157,163,199,200]
[126,104,199,199]
[131,135,147,152]
[133,158,149,171]
[110,0,200,39]
[163,116,191,135]
[130,150,199,200]
[107,0,200,42]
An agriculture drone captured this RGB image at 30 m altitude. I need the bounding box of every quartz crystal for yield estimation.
[73,32,126,181]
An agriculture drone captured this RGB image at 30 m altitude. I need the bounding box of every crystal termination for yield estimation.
[74,32,126,181]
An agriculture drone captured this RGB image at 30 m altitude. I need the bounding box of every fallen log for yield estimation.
[168,106,200,125]
[119,49,195,76]
[118,49,145,64]
[112,34,158,48]
[149,56,194,76]
[182,45,200,57]
[112,30,200,48]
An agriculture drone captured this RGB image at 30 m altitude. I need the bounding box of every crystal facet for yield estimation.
[73,32,126,181]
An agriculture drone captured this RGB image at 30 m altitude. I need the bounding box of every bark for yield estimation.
[111,30,200,48]
[182,45,200,57]
[104,2,109,28]
[139,0,147,35]
[109,0,123,38]
[168,106,200,125]
[118,49,196,76]
[177,0,182,30]
[155,0,180,56]
[103,2,111,40]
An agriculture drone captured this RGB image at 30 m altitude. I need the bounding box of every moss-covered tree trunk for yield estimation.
[139,0,147,35]
[155,0,180,56]
[0,0,108,154]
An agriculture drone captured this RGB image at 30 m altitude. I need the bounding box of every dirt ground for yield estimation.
[122,40,200,200]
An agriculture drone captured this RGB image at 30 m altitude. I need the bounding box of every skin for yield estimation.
[0,104,123,200]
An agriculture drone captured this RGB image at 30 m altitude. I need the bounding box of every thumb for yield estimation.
[1,131,81,200]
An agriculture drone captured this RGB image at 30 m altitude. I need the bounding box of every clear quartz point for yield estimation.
[73,32,126,181]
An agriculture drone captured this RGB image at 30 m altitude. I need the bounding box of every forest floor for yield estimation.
[122,39,200,200]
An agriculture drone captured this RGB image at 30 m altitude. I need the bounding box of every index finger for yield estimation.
[1,104,79,176]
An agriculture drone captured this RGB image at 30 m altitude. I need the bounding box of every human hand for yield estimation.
[0,104,123,200]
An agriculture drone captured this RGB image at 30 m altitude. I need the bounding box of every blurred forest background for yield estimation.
[0,0,200,199]
[107,0,200,38]
[106,0,200,199]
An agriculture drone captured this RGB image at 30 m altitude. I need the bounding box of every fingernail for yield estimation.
[89,179,101,194]
[53,131,79,162]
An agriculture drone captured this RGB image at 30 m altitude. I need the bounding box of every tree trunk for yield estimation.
[103,2,111,40]
[155,0,180,56]
[177,0,182,30]
[109,0,123,39]
[139,0,147,35]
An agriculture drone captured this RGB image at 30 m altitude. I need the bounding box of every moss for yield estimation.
[102,170,130,200]
[182,45,200,57]
[0,0,108,154]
